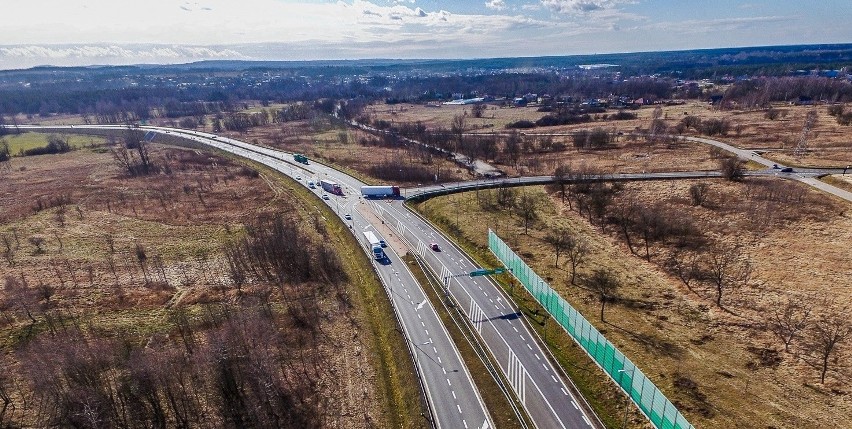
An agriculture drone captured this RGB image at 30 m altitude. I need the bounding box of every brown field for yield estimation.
[414,178,852,429]
[364,102,550,131]
[215,115,473,186]
[822,173,852,193]
[9,113,87,126]
[0,144,421,427]
[368,101,852,172]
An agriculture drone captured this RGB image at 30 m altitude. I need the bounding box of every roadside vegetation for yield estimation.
[0,137,423,428]
[413,179,852,428]
[0,132,105,157]
[362,100,850,175]
[2,46,850,428]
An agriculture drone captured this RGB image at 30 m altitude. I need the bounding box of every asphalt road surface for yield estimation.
[7,124,494,429]
[164,127,496,429]
[369,199,599,429]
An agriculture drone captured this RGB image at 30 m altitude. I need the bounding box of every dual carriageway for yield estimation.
[7,124,599,429]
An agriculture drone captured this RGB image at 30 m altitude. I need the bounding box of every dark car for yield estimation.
[780,167,794,172]
[430,242,440,251]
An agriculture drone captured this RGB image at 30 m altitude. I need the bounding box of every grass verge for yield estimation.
[402,253,529,429]
[820,174,852,193]
[410,200,642,429]
[2,132,105,155]
[209,148,428,428]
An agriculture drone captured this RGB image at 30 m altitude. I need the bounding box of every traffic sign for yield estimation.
[469,267,507,277]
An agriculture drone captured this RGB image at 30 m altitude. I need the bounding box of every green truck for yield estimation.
[293,153,309,164]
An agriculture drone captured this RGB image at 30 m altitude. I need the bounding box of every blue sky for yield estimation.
[0,0,850,69]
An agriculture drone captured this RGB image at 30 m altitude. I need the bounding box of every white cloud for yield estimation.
[486,0,507,11]
[540,0,630,14]
[0,45,244,62]
[641,15,792,34]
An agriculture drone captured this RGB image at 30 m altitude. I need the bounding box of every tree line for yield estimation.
[541,164,850,384]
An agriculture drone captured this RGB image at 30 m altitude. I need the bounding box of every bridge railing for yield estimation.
[488,229,694,429]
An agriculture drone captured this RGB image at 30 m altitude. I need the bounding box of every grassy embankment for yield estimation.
[411,192,637,429]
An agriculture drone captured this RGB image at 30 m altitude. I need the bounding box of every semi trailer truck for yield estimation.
[363,231,384,260]
[360,185,401,198]
[320,179,342,195]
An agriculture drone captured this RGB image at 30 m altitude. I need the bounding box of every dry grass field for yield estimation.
[368,101,852,173]
[414,178,852,429]
[0,144,422,427]
[1,132,106,156]
[822,173,852,193]
[216,115,473,186]
[364,102,549,131]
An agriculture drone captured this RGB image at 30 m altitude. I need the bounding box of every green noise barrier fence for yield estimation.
[489,230,694,429]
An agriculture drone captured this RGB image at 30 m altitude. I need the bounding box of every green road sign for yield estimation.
[469,267,507,277]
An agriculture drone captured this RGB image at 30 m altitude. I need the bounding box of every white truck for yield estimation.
[363,231,384,261]
[361,185,401,198]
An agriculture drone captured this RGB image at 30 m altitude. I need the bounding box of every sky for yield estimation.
[1,0,850,70]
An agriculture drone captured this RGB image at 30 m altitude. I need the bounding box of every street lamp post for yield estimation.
[618,368,636,429]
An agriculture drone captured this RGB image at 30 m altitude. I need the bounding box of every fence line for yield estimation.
[488,229,694,429]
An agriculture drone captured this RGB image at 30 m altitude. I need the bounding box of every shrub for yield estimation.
[505,120,536,129]
[22,135,71,156]
[610,110,637,120]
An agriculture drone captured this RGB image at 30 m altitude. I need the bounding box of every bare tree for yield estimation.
[495,185,516,208]
[705,243,752,308]
[611,197,637,255]
[587,269,619,322]
[553,164,572,207]
[451,114,465,152]
[689,183,709,207]
[807,308,851,383]
[515,193,539,234]
[544,227,570,267]
[635,204,665,262]
[768,296,811,353]
[719,156,744,181]
[665,248,701,293]
[565,235,588,285]
[504,131,522,169]
[111,129,157,177]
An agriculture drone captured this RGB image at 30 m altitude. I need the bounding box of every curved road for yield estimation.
[5,124,494,429]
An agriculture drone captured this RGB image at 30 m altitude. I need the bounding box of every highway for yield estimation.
[6,125,494,429]
[369,199,599,429]
[157,127,496,429]
[6,121,850,429]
